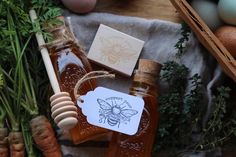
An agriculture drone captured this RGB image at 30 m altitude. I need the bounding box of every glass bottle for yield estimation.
[48,17,107,144]
[107,59,162,157]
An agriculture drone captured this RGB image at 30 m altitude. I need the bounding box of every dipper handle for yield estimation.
[29,9,61,93]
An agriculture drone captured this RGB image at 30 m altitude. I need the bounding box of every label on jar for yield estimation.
[77,87,144,135]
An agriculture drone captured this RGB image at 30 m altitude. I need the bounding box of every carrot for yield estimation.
[0,128,8,157]
[30,116,62,157]
[0,108,8,157]
[8,132,25,157]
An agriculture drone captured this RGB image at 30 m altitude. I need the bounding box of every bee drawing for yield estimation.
[99,36,136,65]
[97,98,138,128]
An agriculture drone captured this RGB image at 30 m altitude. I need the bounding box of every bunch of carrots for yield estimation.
[0,0,63,156]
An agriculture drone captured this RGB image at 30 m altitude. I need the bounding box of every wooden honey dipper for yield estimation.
[29,9,78,130]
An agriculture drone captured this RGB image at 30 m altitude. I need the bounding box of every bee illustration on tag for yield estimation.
[98,97,138,128]
[98,36,136,65]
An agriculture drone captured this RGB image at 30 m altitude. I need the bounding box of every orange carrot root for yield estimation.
[0,128,8,157]
[8,131,25,157]
[30,116,62,157]
[0,148,8,157]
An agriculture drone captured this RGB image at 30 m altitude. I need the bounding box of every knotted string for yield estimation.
[39,16,86,55]
[74,71,115,102]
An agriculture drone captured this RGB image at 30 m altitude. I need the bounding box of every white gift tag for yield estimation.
[77,87,144,135]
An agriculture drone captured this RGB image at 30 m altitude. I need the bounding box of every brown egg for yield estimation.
[215,26,236,58]
[61,0,97,14]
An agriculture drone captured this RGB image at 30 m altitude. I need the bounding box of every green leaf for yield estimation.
[175,22,191,58]
[0,73,3,90]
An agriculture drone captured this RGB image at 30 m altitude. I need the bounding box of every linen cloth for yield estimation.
[59,11,225,157]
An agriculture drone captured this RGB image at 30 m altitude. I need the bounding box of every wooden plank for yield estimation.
[95,0,181,23]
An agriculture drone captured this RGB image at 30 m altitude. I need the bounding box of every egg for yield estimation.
[215,26,236,58]
[61,0,97,14]
[218,0,236,25]
[191,0,223,31]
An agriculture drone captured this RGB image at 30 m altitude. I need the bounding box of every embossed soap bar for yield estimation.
[88,24,145,76]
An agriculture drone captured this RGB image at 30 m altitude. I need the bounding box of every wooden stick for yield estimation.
[29,9,61,93]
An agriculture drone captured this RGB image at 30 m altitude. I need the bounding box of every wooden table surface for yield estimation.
[95,0,181,23]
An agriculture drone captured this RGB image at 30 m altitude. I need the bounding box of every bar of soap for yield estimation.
[88,24,145,76]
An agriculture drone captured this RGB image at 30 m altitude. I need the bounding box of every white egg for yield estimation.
[191,0,223,31]
[218,0,236,25]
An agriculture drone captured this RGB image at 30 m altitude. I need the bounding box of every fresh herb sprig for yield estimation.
[0,73,3,89]
[155,21,234,156]
[183,74,203,121]
[155,61,203,152]
[32,0,62,41]
[196,87,235,150]
[175,22,191,58]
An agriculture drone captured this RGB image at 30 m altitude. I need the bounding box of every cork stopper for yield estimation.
[138,59,162,75]
[134,59,162,85]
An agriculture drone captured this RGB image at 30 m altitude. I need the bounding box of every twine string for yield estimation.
[74,71,115,102]
[39,16,86,55]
